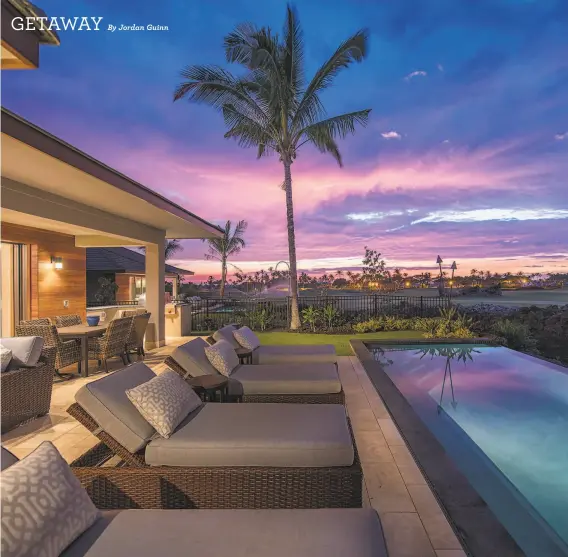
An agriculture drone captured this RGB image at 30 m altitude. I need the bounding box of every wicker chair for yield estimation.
[18,318,52,326]
[55,314,82,327]
[15,323,81,380]
[1,346,56,433]
[125,313,151,362]
[88,316,133,372]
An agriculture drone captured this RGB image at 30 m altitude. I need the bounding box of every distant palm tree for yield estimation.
[174,4,371,329]
[203,220,247,298]
[138,239,183,261]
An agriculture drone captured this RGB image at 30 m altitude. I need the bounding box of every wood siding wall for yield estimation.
[1,223,87,322]
[115,273,133,302]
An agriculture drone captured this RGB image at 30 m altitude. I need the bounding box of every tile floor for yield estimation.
[2,340,466,557]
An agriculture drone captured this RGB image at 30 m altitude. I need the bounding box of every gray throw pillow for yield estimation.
[126,370,203,438]
[233,326,261,350]
[204,339,239,376]
[1,441,100,557]
[0,345,12,372]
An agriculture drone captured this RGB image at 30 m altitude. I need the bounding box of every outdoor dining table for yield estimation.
[57,323,108,377]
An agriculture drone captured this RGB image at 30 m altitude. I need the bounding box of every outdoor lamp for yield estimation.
[51,256,63,270]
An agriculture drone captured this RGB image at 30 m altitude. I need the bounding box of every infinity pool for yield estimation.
[369,343,568,557]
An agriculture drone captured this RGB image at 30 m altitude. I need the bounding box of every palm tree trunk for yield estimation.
[220,259,226,298]
[283,160,301,330]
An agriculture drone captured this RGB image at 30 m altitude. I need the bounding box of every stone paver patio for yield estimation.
[2,339,466,557]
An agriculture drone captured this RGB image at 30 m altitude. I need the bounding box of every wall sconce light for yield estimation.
[51,256,63,270]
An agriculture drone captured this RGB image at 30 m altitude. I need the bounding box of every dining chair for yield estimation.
[55,314,82,327]
[88,316,133,373]
[15,323,81,380]
[125,312,151,362]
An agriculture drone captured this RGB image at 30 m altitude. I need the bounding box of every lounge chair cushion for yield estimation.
[0,336,44,368]
[1,446,19,471]
[253,344,337,365]
[145,403,354,467]
[126,370,202,438]
[76,509,387,557]
[60,511,121,557]
[232,326,261,350]
[204,339,239,376]
[213,324,241,349]
[231,363,341,395]
[0,345,12,372]
[75,363,157,453]
[170,337,219,378]
[1,442,100,557]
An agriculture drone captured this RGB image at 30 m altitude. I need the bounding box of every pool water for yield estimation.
[370,343,568,557]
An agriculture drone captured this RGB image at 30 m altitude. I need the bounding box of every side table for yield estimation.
[236,348,253,365]
[187,375,229,402]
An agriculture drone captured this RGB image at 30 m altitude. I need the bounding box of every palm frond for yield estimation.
[292,29,369,134]
[297,109,371,144]
[281,4,305,105]
[222,104,278,153]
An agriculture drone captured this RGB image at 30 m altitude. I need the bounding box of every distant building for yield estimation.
[87,247,193,303]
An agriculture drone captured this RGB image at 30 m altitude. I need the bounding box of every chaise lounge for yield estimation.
[1,444,386,557]
[165,337,344,404]
[213,324,338,366]
[67,362,361,509]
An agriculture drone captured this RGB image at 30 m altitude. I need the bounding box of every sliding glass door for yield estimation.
[1,242,29,337]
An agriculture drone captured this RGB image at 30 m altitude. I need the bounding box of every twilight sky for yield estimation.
[3,0,568,280]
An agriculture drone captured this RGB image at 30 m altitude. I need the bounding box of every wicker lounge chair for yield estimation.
[67,363,361,510]
[15,323,82,379]
[1,446,385,557]
[214,324,338,366]
[1,341,56,433]
[165,338,344,404]
[88,316,133,372]
[55,314,82,327]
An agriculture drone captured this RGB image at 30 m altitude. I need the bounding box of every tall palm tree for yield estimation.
[174,5,371,329]
[203,219,247,297]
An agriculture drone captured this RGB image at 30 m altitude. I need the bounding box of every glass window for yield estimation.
[134,276,146,299]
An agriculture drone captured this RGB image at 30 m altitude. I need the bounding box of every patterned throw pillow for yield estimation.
[233,326,261,350]
[126,370,202,438]
[1,441,100,557]
[204,339,239,376]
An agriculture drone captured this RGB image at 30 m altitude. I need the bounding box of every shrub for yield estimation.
[301,306,321,332]
[321,303,340,330]
[492,319,538,352]
[245,308,274,331]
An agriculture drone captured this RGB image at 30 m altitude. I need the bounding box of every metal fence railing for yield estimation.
[187,294,451,332]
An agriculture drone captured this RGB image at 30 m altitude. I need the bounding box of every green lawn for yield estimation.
[256,331,424,356]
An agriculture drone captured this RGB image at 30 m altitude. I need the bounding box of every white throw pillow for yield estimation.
[0,345,12,372]
[126,370,202,438]
[0,336,44,367]
[233,326,261,350]
[204,339,239,376]
[0,441,100,557]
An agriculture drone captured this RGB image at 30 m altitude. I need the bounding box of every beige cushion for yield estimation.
[254,344,337,365]
[0,346,12,372]
[204,339,239,376]
[232,363,341,394]
[1,446,19,471]
[213,324,241,349]
[1,441,100,557]
[145,403,354,468]
[171,338,219,378]
[126,370,202,438]
[60,511,121,557]
[81,509,386,557]
[0,336,44,367]
[75,363,157,453]
[233,326,261,350]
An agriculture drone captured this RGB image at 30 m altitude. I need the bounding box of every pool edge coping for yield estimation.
[350,337,525,557]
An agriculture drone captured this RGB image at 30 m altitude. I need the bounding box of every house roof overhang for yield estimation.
[1,0,59,69]
[1,109,224,245]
